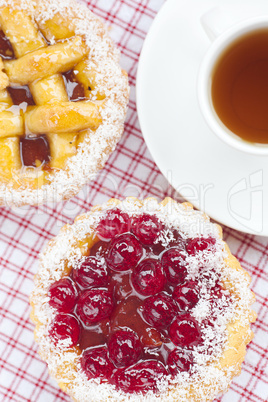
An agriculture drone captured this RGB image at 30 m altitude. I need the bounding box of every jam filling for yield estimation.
[8,86,50,168]
[62,70,86,102]
[48,209,230,395]
[20,136,51,168]
[8,85,35,106]
[0,30,14,60]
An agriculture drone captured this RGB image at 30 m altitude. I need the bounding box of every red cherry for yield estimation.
[161,248,187,285]
[187,237,216,255]
[173,281,199,311]
[48,278,78,313]
[169,231,187,248]
[72,256,109,288]
[49,313,80,347]
[106,233,143,272]
[96,208,130,240]
[89,240,109,258]
[143,292,177,329]
[169,314,202,347]
[76,289,114,326]
[151,230,185,255]
[108,330,142,368]
[81,346,114,380]
[131,214,163,246]
[167,348,193,376]
[113,360,168,394]
[132,258,166,296]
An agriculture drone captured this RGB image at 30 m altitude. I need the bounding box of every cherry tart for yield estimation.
[30,198,256,402]
[0,0,129,206]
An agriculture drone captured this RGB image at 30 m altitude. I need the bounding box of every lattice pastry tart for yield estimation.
[30,197,256,402]
[0,0,129,205]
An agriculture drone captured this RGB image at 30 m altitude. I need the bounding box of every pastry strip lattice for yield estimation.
[0,5,104,180]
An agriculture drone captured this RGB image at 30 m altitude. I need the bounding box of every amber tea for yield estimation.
[211,28,268,144]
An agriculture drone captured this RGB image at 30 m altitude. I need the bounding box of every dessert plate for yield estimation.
[136,0,268,236]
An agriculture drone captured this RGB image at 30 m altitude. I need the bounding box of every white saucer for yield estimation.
[136,0,268,236]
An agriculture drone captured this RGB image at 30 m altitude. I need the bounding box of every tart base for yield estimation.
[30,197,256,402]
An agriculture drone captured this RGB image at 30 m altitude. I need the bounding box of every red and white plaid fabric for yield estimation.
[0,1,267,401]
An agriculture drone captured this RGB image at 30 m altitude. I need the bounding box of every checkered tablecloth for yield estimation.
[0,0,267,401]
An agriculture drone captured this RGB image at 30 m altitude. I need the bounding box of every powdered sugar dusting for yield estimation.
[0,0,129,206]
[30,198,256,402]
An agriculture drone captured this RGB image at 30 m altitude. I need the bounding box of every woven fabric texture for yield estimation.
[0,1,267,401]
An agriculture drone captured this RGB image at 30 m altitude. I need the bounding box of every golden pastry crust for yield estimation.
[0,0,129,206]
[30,197,256,402]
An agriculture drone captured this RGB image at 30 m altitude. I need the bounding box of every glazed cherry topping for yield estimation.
[81,346,114,380]
[108,330,142,368]
[96,208,130,240]
[47,208,228,395]
[110,272,133,301]
[49,313,80,347]
[143,292,177,329]
[131,213,163,246]
[131,258,166,296]
[72,256,109,288]
[113,360,168,394]
[106,233,143,272]
[173,281,199,311]
[110,296,163,348]
[167,348,193,376]
[76,289,114,326]
[187,236,216,255]
[161,247,187,285]
[48,277,78,313]
[169,314,202,347]
[89,240,109,257]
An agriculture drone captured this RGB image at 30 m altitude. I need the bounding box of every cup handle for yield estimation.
[201,7,239,41]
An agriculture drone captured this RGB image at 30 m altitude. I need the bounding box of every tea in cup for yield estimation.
[198,14,268,155]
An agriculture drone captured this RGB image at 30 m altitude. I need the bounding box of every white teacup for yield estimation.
[198,10,268,156]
